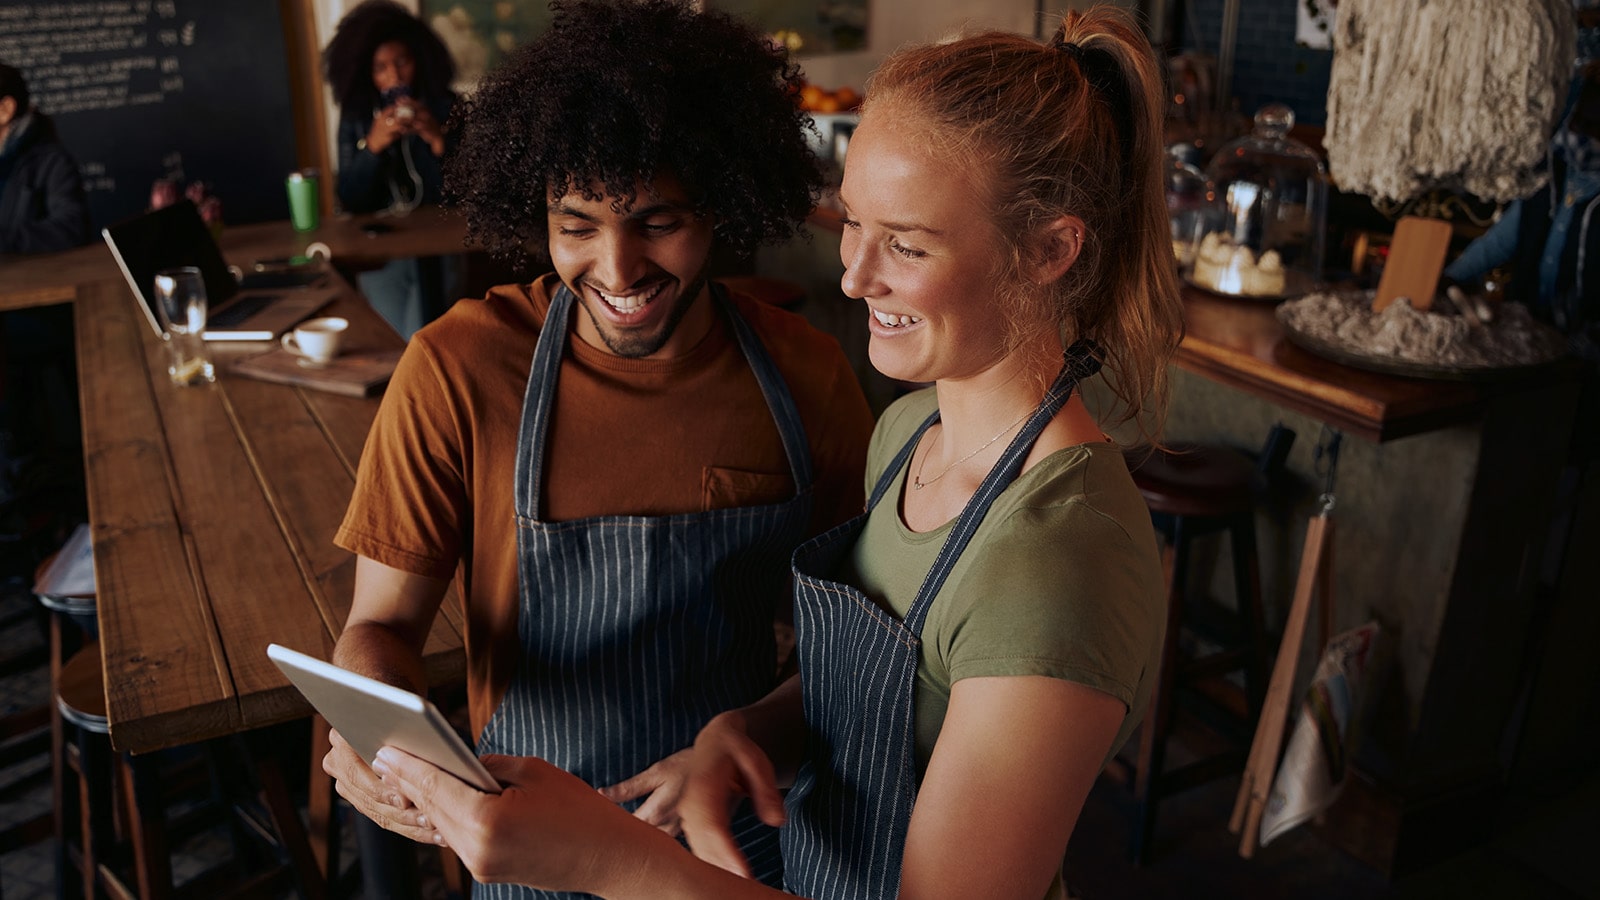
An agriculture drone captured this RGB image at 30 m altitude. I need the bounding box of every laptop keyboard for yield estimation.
[209,295,276,328]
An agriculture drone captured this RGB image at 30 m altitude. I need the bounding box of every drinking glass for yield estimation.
[153,267,215,385]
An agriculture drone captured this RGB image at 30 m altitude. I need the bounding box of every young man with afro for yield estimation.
[321,1,873,896]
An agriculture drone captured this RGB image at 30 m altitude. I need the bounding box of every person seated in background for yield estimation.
[0,62,88,560]
[361,7,1180,899]
[323,0,459,338]
[0,62,90,255]
[319,2,873,898]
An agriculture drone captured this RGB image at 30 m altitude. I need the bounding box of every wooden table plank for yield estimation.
[220,291,466,678]
[1,243,118,310]
[75,280,242,750]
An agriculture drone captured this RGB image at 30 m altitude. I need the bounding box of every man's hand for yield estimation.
[599,747,696,836]
[323,728,435,843]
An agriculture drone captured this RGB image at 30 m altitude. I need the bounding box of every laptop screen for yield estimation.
[102,200,240,331]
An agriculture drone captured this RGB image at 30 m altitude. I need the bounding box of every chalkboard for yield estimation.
[0,0,300,229]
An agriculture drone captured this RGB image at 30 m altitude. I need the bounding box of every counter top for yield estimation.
[1173,287,1498,443]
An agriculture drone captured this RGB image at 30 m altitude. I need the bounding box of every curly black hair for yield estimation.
[446,0,823,261]
[323,0,455,115]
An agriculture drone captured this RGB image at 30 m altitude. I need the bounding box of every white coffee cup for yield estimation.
[282,316,349,365]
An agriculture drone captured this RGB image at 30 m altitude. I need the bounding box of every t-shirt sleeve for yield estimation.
[334,337,470,580]
[938,500,1158,709]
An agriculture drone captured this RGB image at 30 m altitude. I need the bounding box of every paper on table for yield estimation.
[36,522,95,598]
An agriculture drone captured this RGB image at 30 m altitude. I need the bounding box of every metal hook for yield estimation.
[1312,425,1343,513]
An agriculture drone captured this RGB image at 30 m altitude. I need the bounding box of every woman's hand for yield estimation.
[322,729,435,844]
[372,749,670,894]
[677,711,786,878]
[403,100,447,157]
[599,747,695,836]
[365,103,410,154]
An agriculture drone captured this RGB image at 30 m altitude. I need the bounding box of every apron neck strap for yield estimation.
[902,341,1100,634]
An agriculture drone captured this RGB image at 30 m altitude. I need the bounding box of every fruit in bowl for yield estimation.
[797,80,861,113]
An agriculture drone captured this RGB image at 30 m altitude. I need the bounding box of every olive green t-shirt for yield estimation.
[838,388,1165,777]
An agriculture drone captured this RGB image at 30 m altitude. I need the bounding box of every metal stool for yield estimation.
[1123,429,1293,863]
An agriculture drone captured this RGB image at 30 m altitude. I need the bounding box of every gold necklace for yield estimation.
[912,406,1037,490]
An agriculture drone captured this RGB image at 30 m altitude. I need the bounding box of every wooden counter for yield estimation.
[1172,288,1491,443]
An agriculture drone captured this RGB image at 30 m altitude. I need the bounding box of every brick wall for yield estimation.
[1181,0,1333,127]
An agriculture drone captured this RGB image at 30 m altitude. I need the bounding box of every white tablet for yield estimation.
[267,643,500,793]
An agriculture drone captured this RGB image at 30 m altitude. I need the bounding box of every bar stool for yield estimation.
[1122,429,1293,863]
[54,645,334,900]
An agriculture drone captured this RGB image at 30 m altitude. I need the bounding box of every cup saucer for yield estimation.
[295,357,332,369]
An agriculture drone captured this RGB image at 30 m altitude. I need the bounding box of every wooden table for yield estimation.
[73,276,466,755]
[5,205,474,755]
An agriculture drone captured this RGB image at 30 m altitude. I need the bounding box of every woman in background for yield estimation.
[368,8,1183,898]
[323,0,457,338]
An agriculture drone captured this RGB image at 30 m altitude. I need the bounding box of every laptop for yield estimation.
[103,200,338,342]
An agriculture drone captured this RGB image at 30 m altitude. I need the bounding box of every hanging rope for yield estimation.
[1324,0,1575,203]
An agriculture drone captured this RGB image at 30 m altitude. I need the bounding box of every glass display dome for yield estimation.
[1188,103,1328,300]
[1164,143,1218,272]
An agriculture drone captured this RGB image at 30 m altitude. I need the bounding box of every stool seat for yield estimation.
[1129,444,1257,518]
[57,643,106,731]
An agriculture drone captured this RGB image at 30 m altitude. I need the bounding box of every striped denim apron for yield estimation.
[782,345,1100,899]
[476,283,812,899]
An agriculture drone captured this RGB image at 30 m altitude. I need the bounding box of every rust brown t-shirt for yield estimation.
[335,274,874,735]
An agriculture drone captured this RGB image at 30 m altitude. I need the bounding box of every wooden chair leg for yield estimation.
[75,726,113,900]
[122,752,173,900]
[1230,514,1269,718]
[1132,519,1188,864]
[307,715,342,890]
[254,747,329,900]
[438,846,469,899]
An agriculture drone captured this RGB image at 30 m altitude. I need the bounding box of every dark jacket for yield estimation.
[335,93,454,215]
[0,110,92,254]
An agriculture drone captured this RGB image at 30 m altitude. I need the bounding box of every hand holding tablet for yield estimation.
[267,644,500,793]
